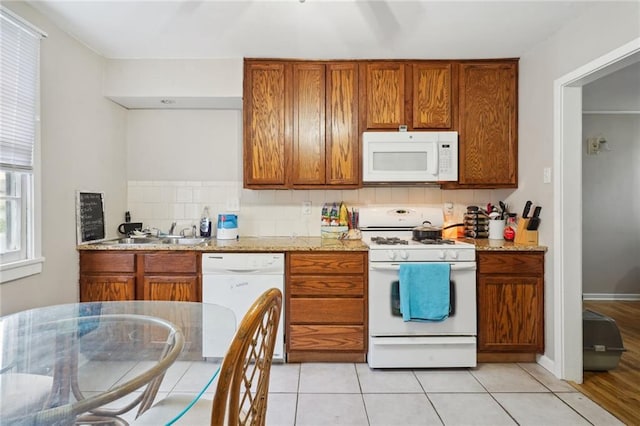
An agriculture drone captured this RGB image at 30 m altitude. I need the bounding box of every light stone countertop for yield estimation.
[465,238,548,252]
[77,236,369,252]
[78,236,546,253]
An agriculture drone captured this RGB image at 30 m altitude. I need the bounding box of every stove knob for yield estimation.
[438,250,446,260]
[387,250,397,260]
[450,250,459,260]
[399,250,409,260]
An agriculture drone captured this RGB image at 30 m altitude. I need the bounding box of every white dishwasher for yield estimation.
[202,253,285,360]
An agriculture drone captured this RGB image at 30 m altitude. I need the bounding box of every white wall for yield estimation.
[104,59,243,98]
[516,2,640,366]
[126,110,242,181]
[582,114,640,296]
[0,2,127,316]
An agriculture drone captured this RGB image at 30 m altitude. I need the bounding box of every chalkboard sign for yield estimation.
[76,191,106,244]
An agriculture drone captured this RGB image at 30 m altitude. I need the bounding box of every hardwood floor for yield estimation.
[571,301,640,425]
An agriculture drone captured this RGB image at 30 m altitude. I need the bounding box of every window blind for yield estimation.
[0,8,44,171]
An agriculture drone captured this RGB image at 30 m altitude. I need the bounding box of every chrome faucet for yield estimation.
[168,221,177,236]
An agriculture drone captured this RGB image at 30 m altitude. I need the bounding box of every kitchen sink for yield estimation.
[98,236,209,246]
[99,237,159,245]
[163,237,208,245]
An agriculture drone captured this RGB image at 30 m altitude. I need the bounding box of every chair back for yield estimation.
[210,288,282,426]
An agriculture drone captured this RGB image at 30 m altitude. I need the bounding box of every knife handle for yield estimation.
[526,218,540,230]
[531,206,542,218]
[522,201,532,218]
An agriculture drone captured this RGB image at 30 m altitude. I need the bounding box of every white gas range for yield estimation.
[359,205,477,369]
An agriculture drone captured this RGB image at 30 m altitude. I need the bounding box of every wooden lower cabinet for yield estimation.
[79,251,201,352]
[139,252,200,302]
[79,252,136,302]
[477,251,544,362]
[79,251,200,302]
[286,251,367,362]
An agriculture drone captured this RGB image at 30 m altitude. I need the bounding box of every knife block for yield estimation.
[515,219,538,245]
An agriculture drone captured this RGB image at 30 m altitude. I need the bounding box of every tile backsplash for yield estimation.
[127,180,512,237]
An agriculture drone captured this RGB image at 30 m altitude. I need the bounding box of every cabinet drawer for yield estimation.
[143,253,198,273]
[289,325,364,351]
[289,298,363,324]
[478,252,543,274]
[289,275,364,296]
[289,252,365,274]
[80,252,135,273]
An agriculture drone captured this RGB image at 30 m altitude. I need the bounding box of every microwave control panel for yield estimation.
[438,141,457,181]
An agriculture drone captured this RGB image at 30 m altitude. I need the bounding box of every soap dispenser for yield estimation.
[200,206,212,237]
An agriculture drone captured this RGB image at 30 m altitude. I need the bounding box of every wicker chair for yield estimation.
[134,288,282,425]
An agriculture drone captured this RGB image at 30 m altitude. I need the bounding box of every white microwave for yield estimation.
[362,131,458,183]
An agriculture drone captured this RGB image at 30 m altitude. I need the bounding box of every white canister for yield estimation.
[216,214,238,240]
[488,220,506,240]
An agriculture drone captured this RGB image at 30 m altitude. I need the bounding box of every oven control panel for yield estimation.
[369,248,476,262]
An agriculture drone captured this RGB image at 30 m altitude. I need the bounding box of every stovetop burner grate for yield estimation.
[370,236,408,245]
[413,238,455,245]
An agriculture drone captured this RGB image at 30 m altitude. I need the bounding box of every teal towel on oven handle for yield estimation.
[399,263,450,322]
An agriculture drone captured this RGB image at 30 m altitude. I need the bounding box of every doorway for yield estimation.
[554,38,640,383]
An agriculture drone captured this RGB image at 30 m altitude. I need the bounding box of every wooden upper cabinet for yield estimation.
[243,62,289,187]
[457,61,518,187]
[244,59,359,189]
[325,63,359,186]
[361,61,454,131]
[411,62,454,129]
[292,63,326,185]
[361,62,405,129]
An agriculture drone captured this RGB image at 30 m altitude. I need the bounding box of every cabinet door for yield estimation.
[362,62,405,129]
[80,275,135,302]
[326,62,359,186]
[291,63,326,185]
[142,275,199,302]
[243,61,289,187]
[478,274,544,352]
[412,63,454,129]
[141,252,199,302]
[458,62,518,187]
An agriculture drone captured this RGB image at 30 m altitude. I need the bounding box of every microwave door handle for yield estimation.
[431,144,439,176]
[370,264,476,272]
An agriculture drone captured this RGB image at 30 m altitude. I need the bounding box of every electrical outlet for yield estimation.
[225,197,240,211]
[302,201,312,215]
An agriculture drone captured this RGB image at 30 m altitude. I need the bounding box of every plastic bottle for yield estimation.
[200,206,212,237]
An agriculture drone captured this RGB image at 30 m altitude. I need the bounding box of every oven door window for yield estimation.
[390,280,456,318]
[368,262,476,336]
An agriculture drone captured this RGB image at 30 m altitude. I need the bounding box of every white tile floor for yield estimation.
[87,361,624,426]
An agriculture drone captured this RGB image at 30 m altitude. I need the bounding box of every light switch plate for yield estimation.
[543,167,552,184]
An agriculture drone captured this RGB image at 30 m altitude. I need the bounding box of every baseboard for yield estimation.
[536,354,559,378]
[582,293,640,301]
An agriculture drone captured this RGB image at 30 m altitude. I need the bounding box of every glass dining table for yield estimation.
[0,301,236,425]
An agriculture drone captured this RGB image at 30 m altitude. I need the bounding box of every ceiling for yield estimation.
[26,0,600,60]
